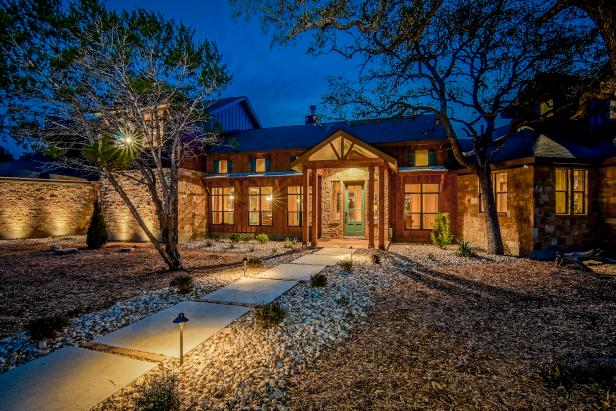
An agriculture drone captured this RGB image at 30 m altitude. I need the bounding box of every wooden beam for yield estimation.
[330,142,341,159]
[303,159,386,169]
[302,169,309,245]
[311,167,318,247]
[368,166,375,248]
[378,166,385,250]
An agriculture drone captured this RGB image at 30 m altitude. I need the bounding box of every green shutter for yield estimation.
[250,158,256,173]
[428,150,436,166]
[227,160,232,173]
[265,157,270,172]
[408,151,415,167]
[213,160,219,174]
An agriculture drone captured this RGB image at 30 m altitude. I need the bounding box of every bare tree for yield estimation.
[233,0,601,254]
[3,1,230,269]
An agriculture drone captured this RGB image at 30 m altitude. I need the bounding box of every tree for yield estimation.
[0,146,13,162]
[87,200,108,249]
[2,0,230,269]
[233,0,601,254]
[540,0,616,118]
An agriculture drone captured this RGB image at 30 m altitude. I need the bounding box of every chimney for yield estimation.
[305,104,318,125]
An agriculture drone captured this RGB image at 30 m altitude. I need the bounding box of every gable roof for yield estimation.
[209,115,446,153]
[207,96,262,130]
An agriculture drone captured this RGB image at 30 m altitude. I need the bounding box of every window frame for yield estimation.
[403,183,439,230]
[479,172,508,214]
[255,158,266,173]
[556,168,588,216]
[287,186,303,227]
[248,186,273,226]
[210,187,234,225]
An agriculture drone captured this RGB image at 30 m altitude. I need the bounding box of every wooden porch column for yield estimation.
[311,167,319,247]
[368,166,375,248]
[302,168,310,245]
[378,165,385,250]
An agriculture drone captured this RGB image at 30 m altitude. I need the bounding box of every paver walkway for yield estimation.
[0,248,353,410]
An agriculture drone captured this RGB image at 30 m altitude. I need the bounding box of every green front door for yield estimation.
[344,183,364,236]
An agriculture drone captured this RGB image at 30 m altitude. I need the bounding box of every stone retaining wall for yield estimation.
[0,177,97,240]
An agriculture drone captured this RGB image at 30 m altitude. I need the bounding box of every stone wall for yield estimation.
[457,167,534,256]
[101,168,206,242]
[320,167,389,242]
[0,177,97,240]
[598,162,616,252]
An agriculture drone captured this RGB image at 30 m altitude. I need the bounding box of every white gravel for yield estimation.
[94,250,398,410]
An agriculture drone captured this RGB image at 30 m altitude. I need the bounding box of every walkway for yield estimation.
[0,248,353,411]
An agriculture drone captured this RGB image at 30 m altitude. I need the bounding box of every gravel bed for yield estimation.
[184,238,302,258]
[0,248,309,374]
[94,250,396,410]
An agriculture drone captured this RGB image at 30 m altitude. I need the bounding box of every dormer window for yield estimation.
[251,157,269,173]
[214,159,231,174]
[408,149,436,167]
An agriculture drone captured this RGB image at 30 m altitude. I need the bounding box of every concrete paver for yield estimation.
[292,253,350,266]
[0,346,156,411]
[257,263,325,282]
[202,277,297,305]
[96,301,249,357]
[315,247,355,256]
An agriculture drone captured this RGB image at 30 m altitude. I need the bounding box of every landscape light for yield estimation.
[172,312,190,365]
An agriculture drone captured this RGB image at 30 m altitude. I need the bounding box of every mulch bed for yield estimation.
[0,237,243,337]
[287,245,616,409]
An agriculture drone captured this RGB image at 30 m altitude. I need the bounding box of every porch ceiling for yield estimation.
[290,129,398,173]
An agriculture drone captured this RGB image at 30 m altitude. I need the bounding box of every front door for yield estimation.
[344,183,364,236]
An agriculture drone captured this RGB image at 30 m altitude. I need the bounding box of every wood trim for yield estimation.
[311,168,318,247]
[303,159,386,169]
[378,166,385,249]
[368,166,375,248]
[303,170,309,245]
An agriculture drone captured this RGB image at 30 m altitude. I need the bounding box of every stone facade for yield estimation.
[457,167,534,256]
[0,177,97,240]
[320,167,389,242]
[178,168,207,242]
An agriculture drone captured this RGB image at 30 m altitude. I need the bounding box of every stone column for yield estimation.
[311,167,319,247]
[302,168,309,245]
[378,166,385,250]
[368,166,375,248]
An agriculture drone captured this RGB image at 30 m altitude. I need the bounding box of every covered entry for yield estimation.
[290,130,397,249]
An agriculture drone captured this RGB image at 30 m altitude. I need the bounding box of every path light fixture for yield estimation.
[243,256,248,277]
[173,313,190,365]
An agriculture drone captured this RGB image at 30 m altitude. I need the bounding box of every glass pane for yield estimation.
[497,193,508,213]
[223,187,234,195]
[555,169,567,191]
[261,212,273,226]
[288,195,300,212]
[409,194,421,213]
[288,212,299,226]
[423,183,439,193]
[555,192,567,214]
[261,194,273,211]
[219,160,228,174]
[288,186,301,194]
[249,194,259,212]
[255,158,266,172]
[224,211,234,224]
[224,195,234,211]
[249,187,259,195]
[212,187,222,195]
[409,213,421,229]
[262,186,273,195]
[495,173,507,192]
[249,211,259,225]
[415,150,429,167]
[422,193,438,213]
[212,212,222,225]
[573,192,585,214]
[572,170,585,190]
[405,184,421,193]
[212,194,222,212]
[423,214,436,229]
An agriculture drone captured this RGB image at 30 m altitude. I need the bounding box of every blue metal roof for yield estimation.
[209,115,447,152]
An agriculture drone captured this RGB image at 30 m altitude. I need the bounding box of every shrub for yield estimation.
[431,212,455,248]
[254,303,285,328]
[27,315,69,340]
[135,372,180,411]
[229,233,241,243]
[204,240,213,247]
[457,240,477,258]
[372,254,381,264]
[246,256,262,268]
[337,258,353,272]
[86,201,108,249]
[283,237,297,249]
[169,275,192,294]
[310,272,327,287]
[255,233,269,244]
[271,247,278,254]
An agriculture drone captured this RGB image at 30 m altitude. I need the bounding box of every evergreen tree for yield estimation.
[87,200,108,249]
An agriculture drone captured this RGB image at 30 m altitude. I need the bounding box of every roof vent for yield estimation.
[305,105,318,125]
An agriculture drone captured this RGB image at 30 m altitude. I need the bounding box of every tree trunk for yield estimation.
[478,168,505,255]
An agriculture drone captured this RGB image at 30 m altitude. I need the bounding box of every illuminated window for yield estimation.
[287,186,303,227]
[408,149,436,167]
[211,187,234,225]
[479,172,508,213]
[218,159,228,174]
[404,183,439,230]
[539,99,554,117]
[332,181,342,221]
[555,168,588,215]
[255,158,266,173]
[249,186,273,226]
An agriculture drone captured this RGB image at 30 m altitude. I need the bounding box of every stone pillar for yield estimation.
[378,166,385,250]
[311,167,319,247]
[368,166,375,248]
[302,168,309,245]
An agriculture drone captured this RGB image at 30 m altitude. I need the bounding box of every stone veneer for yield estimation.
[0,177,97,239]
[320,167,389,242]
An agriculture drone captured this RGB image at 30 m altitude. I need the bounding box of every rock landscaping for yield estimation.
[94,250,395,410]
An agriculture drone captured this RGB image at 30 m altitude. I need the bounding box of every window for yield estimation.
[332,181,342,221]
[404,183,439,230]
[214,159,231,174]
[479,172,508,213]
[287,186,303,226]
[255,158,266,173]
[249,186,273,226]
[211,187,234,224]
[556,168,588,215]
[610,100,616,120]
[408,149,436,167]
[539,99,554,117]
